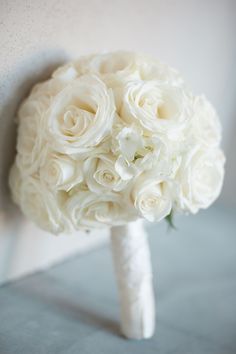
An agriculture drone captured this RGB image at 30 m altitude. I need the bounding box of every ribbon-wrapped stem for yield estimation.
[110,219,155,339]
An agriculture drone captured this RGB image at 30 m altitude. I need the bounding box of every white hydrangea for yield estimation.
[9,51,225,234]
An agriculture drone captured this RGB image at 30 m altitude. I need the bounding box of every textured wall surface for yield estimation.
[0,0,235,284]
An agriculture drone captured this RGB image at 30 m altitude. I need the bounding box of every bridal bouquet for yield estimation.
[10,51,225,234]
[9,51,225,340]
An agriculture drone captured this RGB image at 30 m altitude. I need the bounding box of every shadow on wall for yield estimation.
[0,47,68,223]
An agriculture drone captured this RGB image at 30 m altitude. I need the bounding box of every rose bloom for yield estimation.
[120,80,193,139]
[39,151,83,192]
[131,173,172,222]
[84,153,128,193]
[66,190,134,229]
[16,103,47,176]
[191,95,222,147]
[45,75,116,154]
[15,76,71,176]
[75,51,140,88]
[175,146,225,214]
[9,168,72,234]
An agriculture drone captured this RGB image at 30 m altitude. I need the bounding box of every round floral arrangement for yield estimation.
[9,51,225,234]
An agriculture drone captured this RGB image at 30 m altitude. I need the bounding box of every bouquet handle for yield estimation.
[110,219,155,339]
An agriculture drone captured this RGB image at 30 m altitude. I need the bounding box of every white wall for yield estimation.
[0,0,235,284]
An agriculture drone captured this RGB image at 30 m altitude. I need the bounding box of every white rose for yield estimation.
[176,146,225,213]
[16,109,47,176]
[79,51,140,83]
[131,173,172,222]
[17,176,72,234]
[45,75,116,154]
[16,77,70,175]
[30,77,68,104]
[40,152,83,192]
[84,153,128,193]
[191,95,222,147]
[120,80,192,138]
[66,191,133,228]
[136,54,184,86]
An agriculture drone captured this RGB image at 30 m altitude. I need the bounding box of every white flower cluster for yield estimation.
[9,52,225,234]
